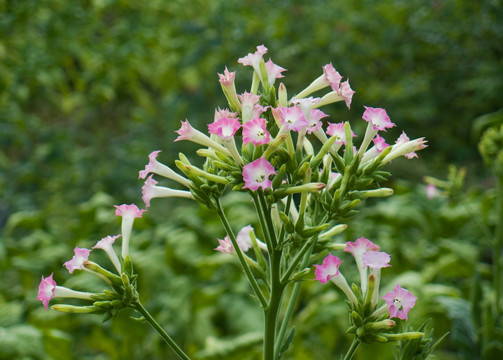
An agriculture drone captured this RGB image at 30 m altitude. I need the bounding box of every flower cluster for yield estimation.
[314,237,419,343]
[37,204,145,316]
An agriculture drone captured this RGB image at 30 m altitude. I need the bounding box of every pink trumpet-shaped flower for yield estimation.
[174,120,231,156]
[395,131,418,159]
[345,237,380,292]
[238,44,268,74]
[338,79,355,109]
[372,134,390,153]
[215,236,234,254]
[114,204,145,258]
[243,118,270,146]
[93,235,122,273]
[208,117,241,140]
[362,251,391,269]
[382,284,418,320]
[142,175,194,208]
[242,158,276,191]
[214,107,238,121]
[64,247,91,274]
[306,109,328,134]
[426,183,439,199]
[362,106,395,132]
[139,151,191,187]
[323,63,343,92]
[326,122,356,145]
[265,59,287,87]
[37,273,95,310]
[279,106,308,132]
[236,225,254,252]
[314,253,342,284]
[218,67,235,87]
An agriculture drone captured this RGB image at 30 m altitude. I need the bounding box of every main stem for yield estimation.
[264,247,284,360]
[134,301,191,360]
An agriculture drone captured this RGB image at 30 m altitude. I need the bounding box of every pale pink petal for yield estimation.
[37,274,57,310]
[326,122,356,145]
[242,158,276,191]
[362,106,396,132]
[382,284,418,320]
[208,117,241,140]
[64,247,91,274]
[362,251,391,269]
[243,118,271,146]
[314,253,342,284]
[279,106,308,132]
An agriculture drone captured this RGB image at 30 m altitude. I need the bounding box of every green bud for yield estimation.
[364,319,396,332]
[319,224,348,241]
[289,268,312,282]
[383,332,424,341]
[278,83,287,107]
[351,311,364,326]
[51,304,103,314]
[359,188,394,198]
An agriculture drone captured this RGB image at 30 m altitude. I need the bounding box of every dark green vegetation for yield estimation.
[1,0,502,359]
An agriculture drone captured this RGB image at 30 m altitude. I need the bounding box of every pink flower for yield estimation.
[344,237,380,258]
[37,273,95,310]
[239,91,262,123]
[236,225,254,252]
[174,120,231,156]
[338,79,355,109]
[115,204,145,258]
[139,150,191,187]
[362,251,391,269]
[279,106,308,132]
[326,122,356,145]
[218,67,235,86]
[372,134,390,153]
[382,284,418,320]
[306,109,328,134]
[426,183,438,199]
[238,44,268,74]
[323,63,343,92]
[251,104,267,120]
[64,247,91,274]
[93,235,122,273]
[265,59,287,87]
[214,107,238,121]
[362,106,396,132]
[142,175,194,209]
[208,117,241,140]
[243,118,271,146]
[174,119,198,142]
[215,236,234,254]
[395,131,418,159]
[37,274,57,310]
[242,158,276,191]
[314,253,342,284]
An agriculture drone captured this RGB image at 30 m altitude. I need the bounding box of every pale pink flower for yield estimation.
[238,44,268,74]
[395,131,418,159]
[215,236,234,254]
[214,107,238,121]
[236,225,254,252]
[326,122,356,145]
[306,109,328,134]
[382,284,418,320]
[242,158,276,191]
[142,175,194,209]
[314,254,358,304]
[139,151,191,187]
[218,67,235,86]
[362,251,391,269]
[373,134,390,153]
[314,253,342,284]
[362,106,395,132]
[174,120,231,156]
[114,203,146,258]
[426,183,439,199]
[265,59,287,87]
[93,235,122,273]
[345,237,380,292]
[208,117,241,141]
[338,80,355,109]
[279,106,308,132]
[251,104,267,120]
[239,91,262,123]
[64,247,91,274]
[383,137,427,163]
[243,118,270,146]
[323,63,343,92]
[37,273,95,310]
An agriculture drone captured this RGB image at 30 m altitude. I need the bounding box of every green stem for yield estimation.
[216,198,268,308]
[494,175,503,317]
[264,247,284,360]
[134,301,191,360]
[343,338,360,360]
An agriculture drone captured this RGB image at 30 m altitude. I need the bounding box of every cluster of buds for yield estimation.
[37,204,144,320]
[314,237,422,343]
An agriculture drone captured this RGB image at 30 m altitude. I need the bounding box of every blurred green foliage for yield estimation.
[1,0,502,359]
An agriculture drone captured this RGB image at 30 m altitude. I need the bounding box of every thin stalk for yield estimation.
[216,198,268,308]
[343,338,360,360]
[134,301,191,360]
[258,191,278,248]
[494,175,503,317]
[252,192,274,253]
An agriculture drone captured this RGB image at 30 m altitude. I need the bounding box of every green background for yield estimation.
[1,0,502,359]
